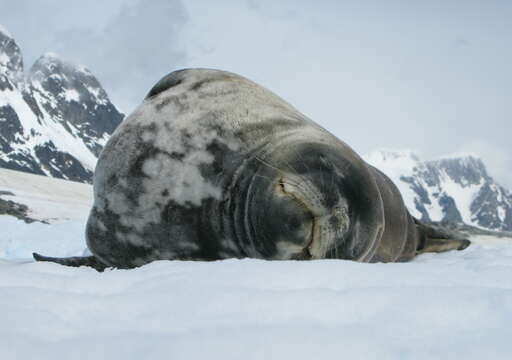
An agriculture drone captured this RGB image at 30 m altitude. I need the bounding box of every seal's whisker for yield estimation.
[295,151,311,173]
[254,156,312,194]
[320,167,326,192]
[254,156,286,175]
[330,170,336,190]
[281,156,302,175]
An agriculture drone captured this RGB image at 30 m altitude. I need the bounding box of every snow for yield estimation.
[0,168,511,359]
[29,79,99,171]
[95,132,110,146]
[39,51,60,62]
[0,79,44,164]
[0,167,92,223]
[495,184,503,202]
[0,83,36,127]
[0,168,90,258]
[0,216,86,258]
[85,84,108,105]
[63,88,80,102]
[364,149,422,218]
[1,50,119,179]
[364,149,420,172]
[0,234,511,359]
[0,52,10,67]
[432,152,481,161]
[0,73,99,173]
[405,166,485,224]
[498,206,506,222]
[438,169,483,225]
[364,149,512,231]
[423,185,444,220]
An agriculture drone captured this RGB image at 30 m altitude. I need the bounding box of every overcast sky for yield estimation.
[2,0,511,187]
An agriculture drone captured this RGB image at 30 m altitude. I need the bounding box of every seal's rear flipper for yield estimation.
[414,219,471,254]
[417,238,471,254]
[33,253,109,272]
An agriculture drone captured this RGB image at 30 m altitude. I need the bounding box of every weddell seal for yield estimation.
[33,69,470,271]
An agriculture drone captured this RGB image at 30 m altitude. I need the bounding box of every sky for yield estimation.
[1,0,511,187]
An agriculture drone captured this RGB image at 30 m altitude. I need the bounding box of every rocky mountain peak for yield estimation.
[0,25,24,90]
[364,149,421,183]
[425,155,488,187]
[29,52,111,112]
[0,24,123,183]
[412,155,488,192]
[27,52,123,158]
[365,150,512,232]
[30,52,99,90]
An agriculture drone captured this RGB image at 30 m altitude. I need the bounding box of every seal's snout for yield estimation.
[245,144,357,260]
[458,239,471,250]
[261,173,350,260]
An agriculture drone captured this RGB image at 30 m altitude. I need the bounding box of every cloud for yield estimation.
[453,37,470,48]
[0,0,188,112]
[54,0,189,112]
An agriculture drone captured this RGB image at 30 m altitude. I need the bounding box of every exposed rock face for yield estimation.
[0,25,123,183]
[28,53,122,157]
[0,195,38,223]
[365,150,512,232]
[0,26,24,89]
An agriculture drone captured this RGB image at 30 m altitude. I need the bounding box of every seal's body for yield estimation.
[34,69,469,270]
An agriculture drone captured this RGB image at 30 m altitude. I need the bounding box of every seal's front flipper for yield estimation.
[417,238,471,254]
[33,253,109,272]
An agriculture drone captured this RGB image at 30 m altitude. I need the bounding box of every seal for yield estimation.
[33,69,470,270]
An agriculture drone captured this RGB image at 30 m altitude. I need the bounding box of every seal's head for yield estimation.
[232,141,385,261]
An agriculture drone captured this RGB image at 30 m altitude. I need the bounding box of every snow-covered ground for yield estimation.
[1,169,512,359]
[0,167,91,257]
[0,167,92,223]
[0,236,511,359]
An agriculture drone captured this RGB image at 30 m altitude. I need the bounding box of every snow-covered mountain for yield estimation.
[0,25,123,183]
[365,150,512,232]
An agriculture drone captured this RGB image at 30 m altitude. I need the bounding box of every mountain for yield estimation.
[365,150,512,232]
[0,25,123,183]
[0,25,23,89]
